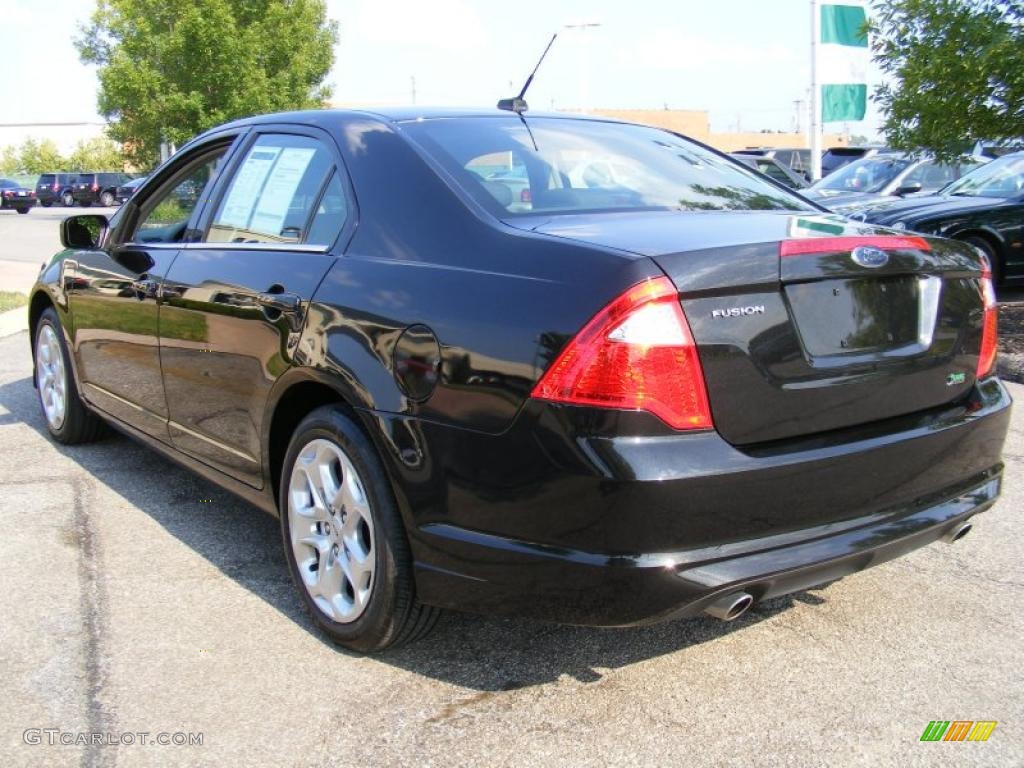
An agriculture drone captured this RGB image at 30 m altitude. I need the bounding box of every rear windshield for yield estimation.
[402,117,815,217]
[815,156,911,193]
[943,154,1024,198]
[38,174,56,184]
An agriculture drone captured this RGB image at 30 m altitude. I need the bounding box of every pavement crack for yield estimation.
[72,477,117,768]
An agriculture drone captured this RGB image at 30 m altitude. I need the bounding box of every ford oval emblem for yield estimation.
[851,245,889,269]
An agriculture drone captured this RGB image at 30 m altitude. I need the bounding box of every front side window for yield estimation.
[404,117,814,216]
[133,148,229,243]
[207,134,334,244]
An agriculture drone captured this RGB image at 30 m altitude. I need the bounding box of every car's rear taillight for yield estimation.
[91,182,99,191]
[521,188,532,203]
[977,256,998,378]
[531,276,713,430]
[52,183,59,191]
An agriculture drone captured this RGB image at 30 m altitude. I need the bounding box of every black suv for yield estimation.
[35,173,78,207]
[71,172,132,207]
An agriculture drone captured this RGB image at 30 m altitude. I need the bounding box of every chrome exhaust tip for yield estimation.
[704,592,754,621]
[941,521,973,544]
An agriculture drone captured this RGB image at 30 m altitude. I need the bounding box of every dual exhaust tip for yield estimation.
[704,521,973,622]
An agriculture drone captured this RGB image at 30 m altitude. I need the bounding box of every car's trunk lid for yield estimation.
[521,211,987,445]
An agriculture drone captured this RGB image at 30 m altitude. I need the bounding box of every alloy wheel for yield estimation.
[36,324,67,430]
[288,438,376,623]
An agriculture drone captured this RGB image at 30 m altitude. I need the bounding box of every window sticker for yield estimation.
[217,147,281,230]
[248,147,316,237]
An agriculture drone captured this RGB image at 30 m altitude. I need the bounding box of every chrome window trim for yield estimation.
[121,241,330,254]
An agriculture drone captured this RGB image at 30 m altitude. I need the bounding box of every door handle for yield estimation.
[256,291,302,314]
[257,290,304,331]
[131,277,159,299]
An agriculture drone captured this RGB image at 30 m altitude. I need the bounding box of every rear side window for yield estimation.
[207,134,335,244]
[404,117,814,216]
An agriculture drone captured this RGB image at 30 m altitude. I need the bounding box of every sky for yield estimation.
[0,0,886,138]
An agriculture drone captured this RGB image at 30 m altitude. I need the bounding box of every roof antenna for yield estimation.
[498,33,558,113]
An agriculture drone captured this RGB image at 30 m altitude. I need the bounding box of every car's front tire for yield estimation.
[34,308,105,444]
[62,191,75,207]
[280,405,439,652]
[41,201,52,208]
[16,207,29,214]
[100,191,115,207]
[962,235,1003,286]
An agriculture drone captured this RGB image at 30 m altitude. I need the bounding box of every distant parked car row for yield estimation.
[32,172,138,208]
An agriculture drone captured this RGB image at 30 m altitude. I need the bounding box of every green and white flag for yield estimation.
[818,2,868,122]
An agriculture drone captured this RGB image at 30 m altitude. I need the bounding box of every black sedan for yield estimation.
[0,178,35,213]
[28,108,1009,651]
[115,176,146,205]
[843,151,1024,284]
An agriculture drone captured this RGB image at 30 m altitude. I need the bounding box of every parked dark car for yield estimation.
[71,172,132,207]
[805,153,985,210]
[35,172,78,207]
[733,147,812,181]
[843,151,1024,285]
[115,176,147,205]
[821,145,889,177]
[731,153,808,190]
[0,178,35,213]
[29,108,1010,652]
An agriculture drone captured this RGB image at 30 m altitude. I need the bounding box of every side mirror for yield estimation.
[60,214,108,249]
[894,181,923,197]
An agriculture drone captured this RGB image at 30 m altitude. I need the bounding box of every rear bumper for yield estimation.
[399,378,1011,625]
[1,196,34,208]
[415,473,1000,625]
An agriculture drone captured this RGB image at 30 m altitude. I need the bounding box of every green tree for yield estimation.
[17,139,66,174]
[77,0,337,166]
[871,0,1024,160]
[67,138,126,171]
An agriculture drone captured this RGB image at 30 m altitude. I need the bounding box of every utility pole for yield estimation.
[810,0,822,181]
[793,99,804,135]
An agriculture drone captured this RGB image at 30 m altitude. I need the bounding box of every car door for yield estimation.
[69,136,241,440]
[158,126,353,487]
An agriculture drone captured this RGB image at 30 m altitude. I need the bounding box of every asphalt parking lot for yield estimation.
[0,207,1023,766]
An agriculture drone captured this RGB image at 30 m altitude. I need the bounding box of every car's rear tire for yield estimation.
[16,207,29,214]
[962,235,1003,286]
[100,191,115,207]
[41,201,52,208]
[279,405,439,652]
[62,191,75,207]
[34,308,105,445]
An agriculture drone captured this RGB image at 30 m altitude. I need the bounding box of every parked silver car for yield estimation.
[804,153,986,211]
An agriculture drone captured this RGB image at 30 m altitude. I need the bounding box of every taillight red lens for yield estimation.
[53,183,59,191]
[520,188,531,203]
[977,257,998,378]
[91,183,99,191]
[531,276,712,430]
[780,235,931,257]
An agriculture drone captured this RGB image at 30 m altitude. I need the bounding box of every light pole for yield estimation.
[563,21,602,113]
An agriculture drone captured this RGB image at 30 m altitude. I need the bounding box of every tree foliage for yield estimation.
[871,0,1024,159]
[77,0,337,166]
[0,137,126,175]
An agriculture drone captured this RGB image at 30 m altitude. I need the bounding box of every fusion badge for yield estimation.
[711,305,766,319]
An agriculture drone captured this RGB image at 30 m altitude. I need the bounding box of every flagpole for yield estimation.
[810,0,822,181]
